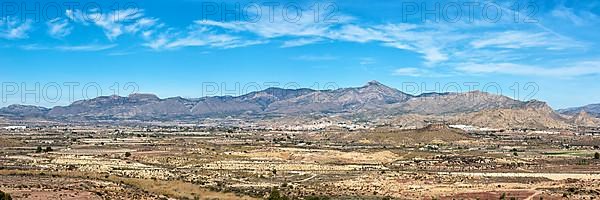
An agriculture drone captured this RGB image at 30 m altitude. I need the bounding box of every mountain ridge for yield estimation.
[0,81,586,129]
[558,103,600,118]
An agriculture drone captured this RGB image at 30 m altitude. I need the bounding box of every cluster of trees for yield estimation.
[35,146,53,153]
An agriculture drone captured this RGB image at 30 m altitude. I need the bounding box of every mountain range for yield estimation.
[0,81,597,129]
[558,104,600,118]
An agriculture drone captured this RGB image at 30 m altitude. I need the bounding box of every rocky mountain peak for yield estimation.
[128,93,160,102]
[358,80,404,94]
[366,80,383,86]
[523,100,550,109]
[571,110,600,127]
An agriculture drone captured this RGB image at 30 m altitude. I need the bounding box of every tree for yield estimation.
[594,152,600,160]
[0,190,12,200]
[267,189,289,200]
[45,146,53,152]
[35,146,42,153]
[125,152,132,157]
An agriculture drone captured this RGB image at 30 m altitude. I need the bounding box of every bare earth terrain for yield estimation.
[1,122,599,200]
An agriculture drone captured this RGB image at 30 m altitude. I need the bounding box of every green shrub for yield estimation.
[267,189,289,200]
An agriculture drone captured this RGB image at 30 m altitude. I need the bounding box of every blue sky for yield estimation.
[1,0,599,109]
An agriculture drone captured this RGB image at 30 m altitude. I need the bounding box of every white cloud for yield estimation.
[143,33,170,49]
[193,20,455,65]
[47,18,73,38]
[4,3,592,73]
[293,55,338,61]
[456,61,600,77]
[20,44,117,52]
[196,19,331,39]
[329,25,390,43]
[359,57,376,65]
[470,31,581,50]
[145,26,266,50]
[281,38,323,48]
[0,17,32,39]
[68,8,158,41]
[393,68,423,77]
[551,6,598,26]
[125,17,158,33]
[66,9,89,25]
[57,44,117,51]
[392,67,451,77]
[19,44,48,50]
[93,9,142,40]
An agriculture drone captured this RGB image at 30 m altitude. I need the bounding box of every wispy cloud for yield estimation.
[293,55,338,61]
[393,68,424,77]
[67,8,159,41]
[20,44,117,52]
[194,19,454,65]
[393,67,449,77]
[57,44,117,51]
[47,18,73,38]
[551,5,598,26]
[359,57,376,65]
[470,31,582,50]
[0,17,32,39]
[281,38,323,48]
[455,61,600,77]
[1,1,596,76]
[144,26,266,50]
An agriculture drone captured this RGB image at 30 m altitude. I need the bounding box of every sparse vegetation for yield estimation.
[305,196,330,200]
[2,118,600,200]
[267,189,289,200]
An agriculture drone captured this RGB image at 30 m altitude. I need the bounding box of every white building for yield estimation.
[2,126,27,130]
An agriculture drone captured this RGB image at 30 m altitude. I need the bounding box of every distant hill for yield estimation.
[567,111,600,127]
[558,104,600,118]
[0,81,589,129]
[0,104,50,118]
